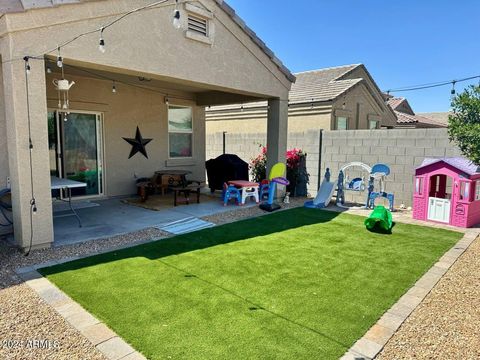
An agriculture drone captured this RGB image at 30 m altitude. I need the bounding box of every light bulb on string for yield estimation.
[451,81,456,96]
[56,47,63,68]
[112,81,117,94]
[99,28,106,53]
[173,1,181,29]
[46,64,52,74]
[165,96,169,106]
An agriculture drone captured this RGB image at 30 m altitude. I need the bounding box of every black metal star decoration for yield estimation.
[123,126,153,159]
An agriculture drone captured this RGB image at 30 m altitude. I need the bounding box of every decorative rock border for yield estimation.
[340,228,480,360]
[16,267,146,360]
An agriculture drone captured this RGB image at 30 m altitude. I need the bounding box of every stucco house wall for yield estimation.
[45,73,206,197]
[0,62,8,188]
[0,0,294,249]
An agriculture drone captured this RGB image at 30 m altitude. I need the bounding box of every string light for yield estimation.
[46,64,52,74]
[173,0,181,29]
[112,81,117,93]
[56,47,63,68]
[99,28,106,53]
[451,81,456,95]
[165,96,169,105]
[24,57,31,75]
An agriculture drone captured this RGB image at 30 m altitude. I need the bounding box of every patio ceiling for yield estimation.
[46,58,273,107]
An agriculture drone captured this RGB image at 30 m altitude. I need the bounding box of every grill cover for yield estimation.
[205,154,249,192]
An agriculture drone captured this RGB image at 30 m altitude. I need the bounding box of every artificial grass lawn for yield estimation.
[40,208,462,359]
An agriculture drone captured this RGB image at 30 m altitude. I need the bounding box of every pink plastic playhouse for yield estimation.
[413,157,480,228]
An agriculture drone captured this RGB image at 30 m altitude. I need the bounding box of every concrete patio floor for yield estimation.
[53,194,255,247]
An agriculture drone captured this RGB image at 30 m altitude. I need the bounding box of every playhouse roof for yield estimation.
[418,157,480,176]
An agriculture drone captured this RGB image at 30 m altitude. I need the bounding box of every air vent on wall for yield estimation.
[188,14,208,37]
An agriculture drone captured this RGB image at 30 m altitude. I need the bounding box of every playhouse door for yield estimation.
[427,197,451,223]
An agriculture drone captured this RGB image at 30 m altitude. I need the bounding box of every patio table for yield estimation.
[51,176,86,227]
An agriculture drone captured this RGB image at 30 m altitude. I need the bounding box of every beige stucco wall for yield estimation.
[1,0,290,100]
[331,84,386,129]
[0,0,291,249]
[45,73,206,197]
[0,60,9,187]
[342,67,397,127]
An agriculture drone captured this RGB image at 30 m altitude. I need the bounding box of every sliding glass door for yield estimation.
[48,111,104,197]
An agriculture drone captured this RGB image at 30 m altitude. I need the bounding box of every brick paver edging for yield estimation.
[340,228,480,360]
[15,267,146,360]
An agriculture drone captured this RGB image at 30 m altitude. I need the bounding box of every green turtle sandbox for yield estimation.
[364,205,393,232]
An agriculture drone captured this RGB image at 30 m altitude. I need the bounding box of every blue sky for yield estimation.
[226,0,480,113]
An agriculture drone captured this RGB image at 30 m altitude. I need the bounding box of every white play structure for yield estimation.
[305,162,395,210]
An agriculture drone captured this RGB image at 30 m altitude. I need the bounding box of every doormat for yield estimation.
[53,201,100,213]
[157,217,215,235]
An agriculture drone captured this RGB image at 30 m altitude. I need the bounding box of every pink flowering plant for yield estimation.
[250,145,307,183]
[250,144,267,182]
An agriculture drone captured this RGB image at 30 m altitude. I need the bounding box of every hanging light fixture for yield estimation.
[24,57,31,75]
[173,0,181,29]
[56,47,63,68]
[99,28,106,53]
[451,81,456,95]
[46,64,52,74]
[165,96,169,106]
[112,81,117,94]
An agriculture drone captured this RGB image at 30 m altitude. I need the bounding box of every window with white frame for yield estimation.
[475,180,480,201]
[369,120,379,129]
[415,177,424,195]
[168,106,193,158]
[459,181,471,201]
[336,116,348,130]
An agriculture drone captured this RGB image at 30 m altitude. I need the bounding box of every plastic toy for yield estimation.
[336,162,372,209]
[305,168,335,208]
[259,163,290,212]
[364,205,393,232]
[336,162,395,211]
[413,157,480,228]
[222,183,241,206]
[366,164,394,211]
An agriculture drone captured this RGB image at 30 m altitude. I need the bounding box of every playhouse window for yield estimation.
[415,177,423,195]
[475,180,480,201]
[459,181,471,202]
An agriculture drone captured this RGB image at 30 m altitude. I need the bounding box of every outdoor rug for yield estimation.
[123,193,218,211]
[157,217,215,234]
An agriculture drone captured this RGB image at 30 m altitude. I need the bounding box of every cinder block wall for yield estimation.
[206,130,322,197]
[320,128,461,207]
[206,128,461,207]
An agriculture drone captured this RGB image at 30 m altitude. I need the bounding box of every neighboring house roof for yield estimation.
[418,112,451,126]
[290,64,362,103]
[0,0,295,83]
[417,157,480,176]
[209,64,366,111]
[387,96,447,128]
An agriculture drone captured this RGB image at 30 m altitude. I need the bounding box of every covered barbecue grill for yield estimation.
[205,154,249,192]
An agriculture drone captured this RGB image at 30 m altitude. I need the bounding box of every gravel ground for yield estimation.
[0,227,167,360]
[0,284,106,360]
[377,234,480,360]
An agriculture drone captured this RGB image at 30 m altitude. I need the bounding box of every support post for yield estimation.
[2,56,54,250]
[266,98,288,196]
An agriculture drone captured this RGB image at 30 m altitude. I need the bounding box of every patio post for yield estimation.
[266,98,288,194]
[2,56,54,250]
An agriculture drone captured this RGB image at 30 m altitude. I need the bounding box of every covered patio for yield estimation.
[0,0,295,250]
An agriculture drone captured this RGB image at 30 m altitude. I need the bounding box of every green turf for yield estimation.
[40,208,462,359]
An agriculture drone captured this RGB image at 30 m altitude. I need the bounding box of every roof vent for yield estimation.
[187,14,208,37]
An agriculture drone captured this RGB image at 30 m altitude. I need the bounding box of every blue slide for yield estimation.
[305,180,335,209]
